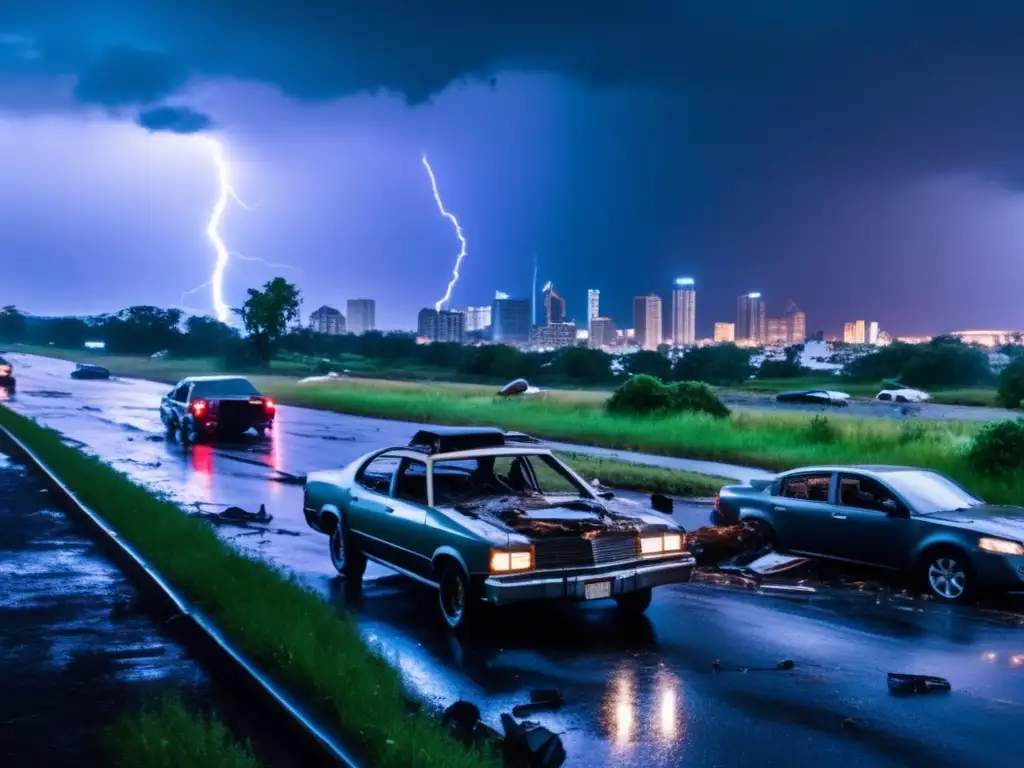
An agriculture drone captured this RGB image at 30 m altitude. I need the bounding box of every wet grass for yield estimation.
[106,697,261,768]
[558,452,727,497]
[247,378,1024,505]
[0,404,495,768]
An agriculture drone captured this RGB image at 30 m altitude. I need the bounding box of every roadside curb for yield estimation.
[0,424,361,768]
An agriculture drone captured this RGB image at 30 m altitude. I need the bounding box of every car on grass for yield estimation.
[160,375,275,443]
[70,363,111,380]
[303,427,695,630]
[0,356,15,389]
[714,465,1024,602]
[775,389,850,407]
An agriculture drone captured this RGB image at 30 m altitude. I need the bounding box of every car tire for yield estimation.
[179,417,199,445]
[920,548,974,603]
[614,587,653,615]
[329,516,366,581]
[744,518,776,550]
[895,395,908,403]
[164,417,176,440]
[255,427,267,439]
[437,564,474,631]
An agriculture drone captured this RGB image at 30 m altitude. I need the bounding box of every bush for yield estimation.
[807,414,838,443]
[606,375,729,418]
[997,359,1024,409]
[967,419,1024,474]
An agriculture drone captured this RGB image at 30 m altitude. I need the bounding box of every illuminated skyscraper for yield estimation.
[868,321,879,345]
[544,283,566,325]
[671,278,696,346]
[590,316,616,348]
[736,293,766,343]
[587,289,600,332]
[714,323,735,343]
[633,294,663,350]
[346,299,375,334]
[854,320,866,344]
[843,322,858,343]
[417,308,465,343]
[785,300,806,344]
[461,305,492,331]
[492,295,532,343]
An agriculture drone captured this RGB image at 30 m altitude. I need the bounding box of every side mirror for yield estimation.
[651,493,674,515]
[881,498,902,515]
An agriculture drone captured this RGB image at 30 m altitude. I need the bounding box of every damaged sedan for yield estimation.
[303,427,695,629]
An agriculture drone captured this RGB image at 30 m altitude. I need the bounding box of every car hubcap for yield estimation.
[928,557,966,599]
[442,576,465,624]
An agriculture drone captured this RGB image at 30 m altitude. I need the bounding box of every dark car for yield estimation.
[775,389,849,407]
[0,356,15,389]
[160,375,275,443]
[715,465,1024,602]
[70,363,110,380]
[304,427,695,629]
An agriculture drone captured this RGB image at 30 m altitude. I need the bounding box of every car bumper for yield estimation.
[973,552,1024,589]
[483,555,696,606]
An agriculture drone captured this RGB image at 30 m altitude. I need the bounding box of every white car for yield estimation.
[876,388,931,403]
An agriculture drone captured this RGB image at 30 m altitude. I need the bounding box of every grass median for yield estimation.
[106,697,261,768]
[0,404,494,768]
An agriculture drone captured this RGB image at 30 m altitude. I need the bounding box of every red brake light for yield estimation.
[264,398,275,413]
[190,399,208,417]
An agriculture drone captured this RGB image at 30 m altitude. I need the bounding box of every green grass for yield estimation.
[105,697,260,768]
[558,451,727,497]
[0,404,494,768]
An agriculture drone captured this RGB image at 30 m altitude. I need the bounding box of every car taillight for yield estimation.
[190,399,208,417]
[264,398,275,414]
[713,495,721,511]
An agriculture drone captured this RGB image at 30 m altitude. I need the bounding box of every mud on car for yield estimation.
[303,427,695,630]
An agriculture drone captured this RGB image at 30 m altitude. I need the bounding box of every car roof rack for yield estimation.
[408,427,539,454]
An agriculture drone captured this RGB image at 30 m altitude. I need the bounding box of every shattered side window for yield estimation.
[781,473,830,503]
[525,456,581,496]
[431,453,587,504]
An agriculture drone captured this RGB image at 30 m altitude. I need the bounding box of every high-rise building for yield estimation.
[714,322,735,343]
[671,278,696,346]
[492,295,532,343]
[461,305,492,331]
[765,318,788,345]
[309,305,345,335]
[590,316,616,348]
[531,322,577,349]
[346,299,375,334]
[736,293,766,343]
[854,320,866,344]
[587,289,600,332]
[417,308,465,344]
[633,294,663,351]
[785,301,806,345]
[843,322,858,343]
[868,321,879,345]
[544,283,566,325]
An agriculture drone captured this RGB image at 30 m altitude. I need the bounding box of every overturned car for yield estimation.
[303,427,695,629]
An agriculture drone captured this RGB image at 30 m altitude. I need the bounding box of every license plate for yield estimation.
[584,580,612,600]
[248,397,263,405]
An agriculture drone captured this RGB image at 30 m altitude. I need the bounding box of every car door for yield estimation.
[162,381,190,422]
[827,473,910,568]
[375,457,431,578]
[771,472,836,555]
[348,453,404,563]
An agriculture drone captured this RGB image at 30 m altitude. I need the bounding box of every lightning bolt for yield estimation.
[422,154,467,312]
[180,137,299,321]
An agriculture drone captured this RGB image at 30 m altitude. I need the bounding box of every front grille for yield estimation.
[534,535,638,571]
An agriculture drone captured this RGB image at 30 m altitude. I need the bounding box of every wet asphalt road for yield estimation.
[4,353,1024,767]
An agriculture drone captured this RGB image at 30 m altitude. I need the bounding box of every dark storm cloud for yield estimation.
[4,1,1024,179]
[136,105,214,134]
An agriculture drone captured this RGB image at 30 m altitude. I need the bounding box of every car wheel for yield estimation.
[329,517,366,580]
[179,417,199,445]
[438,564,473,630]
[614,587,653,615]
[744,518,776,550]
[895,395,908,403]
[255,426,267,439]
[164,417,177,440]
[922,549,973,603]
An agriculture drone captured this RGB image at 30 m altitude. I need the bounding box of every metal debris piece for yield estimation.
[776,659,795,670]
[746,552,813,575]
[501,714,566,768]
[498,379,531,397]
[512,688,564,717]
[887,672,951,696]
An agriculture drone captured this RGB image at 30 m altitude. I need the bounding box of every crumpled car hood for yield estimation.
[449,494,675,539]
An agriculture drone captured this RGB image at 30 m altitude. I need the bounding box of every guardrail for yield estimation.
[0,424,361,768]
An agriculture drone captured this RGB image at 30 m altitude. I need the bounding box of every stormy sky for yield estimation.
[2,2,1024,336]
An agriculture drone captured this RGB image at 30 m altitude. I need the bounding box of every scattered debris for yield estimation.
[23,389,73,398]
[512,688,564,717]
[501,714,566,768]
[115,458,162,469]
[441,701,502,750]
[887,672,951,696]
[190,503,273,527]
[498,379,530,397]
[269,471,306,486]
[758,583,817,595]
[746,552,813,575]
[712,658,796,673]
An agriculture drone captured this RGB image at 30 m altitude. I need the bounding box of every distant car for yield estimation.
[775,389,850,407]
[0,356,15,389]
[160,375,275,443]
[70,363,110,380]
[303,427,695,629]
[715,465,1024,602]
[876,388,931,403]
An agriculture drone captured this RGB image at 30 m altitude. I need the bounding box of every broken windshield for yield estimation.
[431,453,587,506]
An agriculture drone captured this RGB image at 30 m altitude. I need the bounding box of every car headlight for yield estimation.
[979,537,1024,556]
[641,533,684,555]
[490,548,533,573]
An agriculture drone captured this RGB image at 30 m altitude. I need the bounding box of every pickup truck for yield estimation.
[160,375,275,443]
